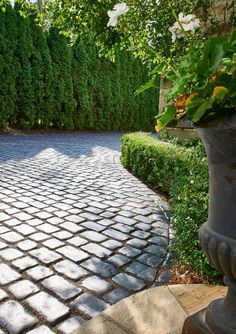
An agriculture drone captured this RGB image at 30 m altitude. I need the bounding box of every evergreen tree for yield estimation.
[0,4,18,128]
[47,27,76,129]
[72,39,94,130]
[15,4,35,129]
[30,18,54,128]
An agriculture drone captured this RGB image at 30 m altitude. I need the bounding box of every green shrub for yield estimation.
[121,132,219,281]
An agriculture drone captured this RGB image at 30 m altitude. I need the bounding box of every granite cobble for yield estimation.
[0,133,170,333]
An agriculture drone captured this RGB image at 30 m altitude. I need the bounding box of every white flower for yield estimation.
[156,0,160,5]
[169,12,200,43]
[107,2,129,27]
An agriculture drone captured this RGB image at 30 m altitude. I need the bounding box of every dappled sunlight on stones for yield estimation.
[0,133,170,333]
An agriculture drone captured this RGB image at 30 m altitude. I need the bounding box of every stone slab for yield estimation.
[0,300,38,334]
[26,291,69,324]
[72,284,227,334]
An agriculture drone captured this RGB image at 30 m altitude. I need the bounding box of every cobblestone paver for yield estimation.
[0,132,170,333]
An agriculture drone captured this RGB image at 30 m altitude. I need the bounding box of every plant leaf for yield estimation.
[134,75,157,96]
[156,105,176,131]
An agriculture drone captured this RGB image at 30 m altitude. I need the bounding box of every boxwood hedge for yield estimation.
[121,132,219,280]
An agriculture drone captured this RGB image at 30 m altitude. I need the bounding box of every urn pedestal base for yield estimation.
[182,309,213,334]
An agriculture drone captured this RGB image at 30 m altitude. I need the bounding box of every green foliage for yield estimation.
[30,17,54,128]
[0,4,18,128]
[0,6,158,131]
[157,32,236,130]
[121,132,220,280]
[47,27,76,129]
[14,4,35,129]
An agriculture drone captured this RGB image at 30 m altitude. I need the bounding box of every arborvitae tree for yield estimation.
[30,18,54,128]
[47,27,76,129]
[0,5,18,128]
[72,39,94,130]
[15,4,35,129]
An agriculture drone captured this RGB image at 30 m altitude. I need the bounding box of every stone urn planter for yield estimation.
[182,114,236,334]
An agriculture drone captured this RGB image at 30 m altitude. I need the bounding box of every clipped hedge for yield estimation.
[121,133,219,280]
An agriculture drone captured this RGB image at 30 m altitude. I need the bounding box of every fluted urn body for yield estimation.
[183,114,236,334]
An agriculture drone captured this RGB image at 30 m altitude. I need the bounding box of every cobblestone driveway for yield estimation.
[0,132,170,334]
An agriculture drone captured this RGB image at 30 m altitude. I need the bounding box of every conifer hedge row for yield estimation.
[0,5,158,131]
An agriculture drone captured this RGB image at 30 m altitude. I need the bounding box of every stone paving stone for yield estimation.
[37,223,59,233]
[71,293,110,317]
[67,236,87,247]
[34,211,52,220]
[82,243,112,258]
[54,231,73,240]
[103,228,129,241]
[0,248,24,261]
[81,276,112,294]
[100,212,116,219]
[103,288,131,305]
[137,253,164,268]
[42,275,81,301]
[81,221,106,232]
[13,224,36,236]
[47,217,64,225]
[54,210,69,218]
[0,241,7,249]
[57,316,86,334]
[85,206,103,215]
[4,218,21,227]
[134,215,152,224]
[1,231,24,243]
[43,238,64,249]
[126,261,156,282]
[101,239,122,250]
[8,279,39,299]
[119,245,142,258]
[0,289,8,301]
[30,247,62,264]
[66,215,85,223]
[0,263,21,284]
[60,222,83,233]
[98,219,114,227]
[17,240,37,251]
[136,223,152,231]
[27,265,54,281]
[119,210,135,218]
[54,260,88,280]
[12,256,38,271]
[112,223,134,233]
[113,216,137,226]
[144,245,167,257]
[30,232,50,241]
[57,245,89,262]
[131,230,151,239]
[108,254,131,267]
[80,212,101,221]
[80,231,107,243]
[28,325,55,334]
[26,291,69,324]
[0,212,11,221]
[152,227,169,238]
[27,218,43,227]
[81,257,118,278]
[126,238,148,249]
[0,300,38,334]
[14,212,33,221]
[149,235,168,246]
[112,273,146,292]
[0,226,10,234]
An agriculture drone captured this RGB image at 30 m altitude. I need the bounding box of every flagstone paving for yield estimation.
[0,132,170,333]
